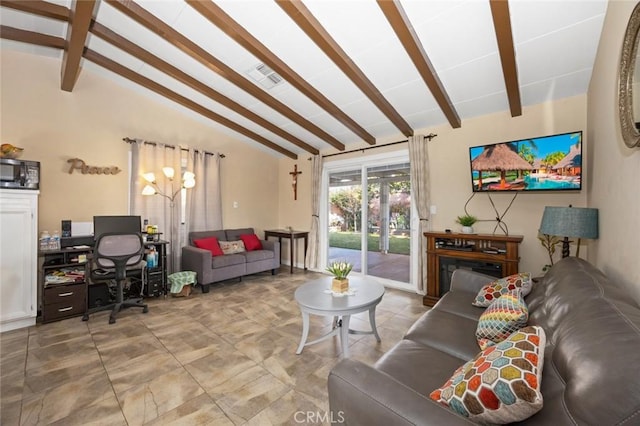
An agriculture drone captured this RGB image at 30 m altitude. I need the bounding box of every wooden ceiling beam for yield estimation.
[90,22,318,155]
[60,0,96,92]
[83,49,298,159]
[106,0,344,152]
[0,25,66,49]
[0,0,69,22]
[0,24,298,158]
[187,0,375,146]
[377,0,461,129]
[277,0,414,138]
[490,0,522,117]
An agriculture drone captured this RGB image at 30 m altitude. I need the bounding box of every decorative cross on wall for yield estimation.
[289,164,302,200]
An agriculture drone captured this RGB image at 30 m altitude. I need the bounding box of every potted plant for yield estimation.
[327,260,353,293]
[456,214,478,234]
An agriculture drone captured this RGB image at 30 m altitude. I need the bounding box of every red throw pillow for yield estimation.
[193,236,223,256]
[239,234,262,251]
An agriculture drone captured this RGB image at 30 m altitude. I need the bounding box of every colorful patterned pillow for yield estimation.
[473,273,532,307]
[476,291,528,350]
[430,326,546,424]
[219,240,246,254]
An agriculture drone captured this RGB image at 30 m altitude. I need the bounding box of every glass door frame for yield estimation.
[319,150,419,292]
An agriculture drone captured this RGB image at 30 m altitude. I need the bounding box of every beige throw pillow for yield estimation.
[219,240,246,254]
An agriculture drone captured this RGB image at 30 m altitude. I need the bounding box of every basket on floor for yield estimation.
[169,271,197,297]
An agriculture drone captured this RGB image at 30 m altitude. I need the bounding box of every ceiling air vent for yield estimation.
[246,63,285,90]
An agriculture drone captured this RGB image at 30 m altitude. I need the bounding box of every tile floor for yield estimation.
[0,268,428,425]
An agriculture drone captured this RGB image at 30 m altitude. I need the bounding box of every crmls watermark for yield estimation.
[294,410,345,424]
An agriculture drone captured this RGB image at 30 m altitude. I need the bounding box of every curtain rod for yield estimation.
[123,137,225,158]
[315,133,437,159]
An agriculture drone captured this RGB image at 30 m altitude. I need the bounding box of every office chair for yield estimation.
[83,232,148,324]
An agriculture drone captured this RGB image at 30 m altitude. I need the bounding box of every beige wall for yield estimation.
[276,157,312,267]
[278,158,312,233]
[282,95,588,275]
[588,0,640,302]
[427,97,588,275]
[5,8,635,298]
[1,49,279,237]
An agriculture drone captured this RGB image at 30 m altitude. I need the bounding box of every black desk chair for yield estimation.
[83,232,148,324]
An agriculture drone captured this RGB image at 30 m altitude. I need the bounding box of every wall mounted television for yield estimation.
[469,131,582,192]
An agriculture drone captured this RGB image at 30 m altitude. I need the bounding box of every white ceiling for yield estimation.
[0,0,608,158]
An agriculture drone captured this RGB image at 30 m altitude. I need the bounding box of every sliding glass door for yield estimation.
[366,163,411,284]
[324,151,415,291]
[328,169,362,273]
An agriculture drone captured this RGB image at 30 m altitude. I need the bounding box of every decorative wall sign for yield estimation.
[289,164,302,200]
[67,158,121,175]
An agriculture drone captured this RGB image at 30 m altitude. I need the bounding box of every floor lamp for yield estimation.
[142,167,195,273]
[539,205,599,258]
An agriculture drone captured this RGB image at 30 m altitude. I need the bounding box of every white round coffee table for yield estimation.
[294,275,385,357]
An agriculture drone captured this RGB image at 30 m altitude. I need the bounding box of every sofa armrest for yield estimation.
[328,359,475,426]
[181,246,212,284]
[449,269,496,294]
[261,240,280,263]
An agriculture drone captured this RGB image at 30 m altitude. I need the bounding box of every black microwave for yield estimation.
[0,158,40,190]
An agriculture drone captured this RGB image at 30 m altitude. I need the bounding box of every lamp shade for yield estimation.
[162,167,175,179]
[141,184,157,196]
[142,172,156,183]
[539,206,599,239]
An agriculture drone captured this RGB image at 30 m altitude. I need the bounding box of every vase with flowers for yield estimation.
[327,260,353,293]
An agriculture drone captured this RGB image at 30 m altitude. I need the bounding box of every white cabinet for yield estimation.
[0,189,39,332]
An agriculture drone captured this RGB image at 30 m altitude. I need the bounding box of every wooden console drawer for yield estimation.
[43,283,86,323]
[44,283,86,303]
[43,300,85,322]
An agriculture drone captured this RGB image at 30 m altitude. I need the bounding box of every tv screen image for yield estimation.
[469,131,582,192]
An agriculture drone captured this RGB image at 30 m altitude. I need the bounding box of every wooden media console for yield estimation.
[423,231,523,306]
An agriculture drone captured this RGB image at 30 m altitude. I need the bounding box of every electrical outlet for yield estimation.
[233,201,238,208]
[430,205,437,215]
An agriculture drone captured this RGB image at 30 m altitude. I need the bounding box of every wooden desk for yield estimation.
[264,229,309,274]
[39,239,170,323]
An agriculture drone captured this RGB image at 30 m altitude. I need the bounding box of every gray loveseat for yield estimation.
[328,257,640,425]
[181,228,280,293]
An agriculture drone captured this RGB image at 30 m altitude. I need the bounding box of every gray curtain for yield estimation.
[409,134,431,294]
[130,141,182,274]
[305,155,323,270]
[185,149,222,235]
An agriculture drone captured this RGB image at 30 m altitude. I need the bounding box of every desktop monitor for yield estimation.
[93,215,141,240]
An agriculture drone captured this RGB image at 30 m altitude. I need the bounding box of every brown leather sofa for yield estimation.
[181,228,280,293]
[328,257,640,425]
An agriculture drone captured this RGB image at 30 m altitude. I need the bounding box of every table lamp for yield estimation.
[539,206,599,258]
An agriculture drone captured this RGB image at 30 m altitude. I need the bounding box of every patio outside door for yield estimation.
[328,169,363,273]
[366,163,411,284]
[326,155,413,291]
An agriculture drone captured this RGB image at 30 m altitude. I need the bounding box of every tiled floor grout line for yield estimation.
[1,268,427,425]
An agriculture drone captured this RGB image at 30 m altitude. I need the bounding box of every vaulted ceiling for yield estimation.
[0,0,608,159]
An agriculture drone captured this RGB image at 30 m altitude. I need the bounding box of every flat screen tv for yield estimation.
[469,131,582,192]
